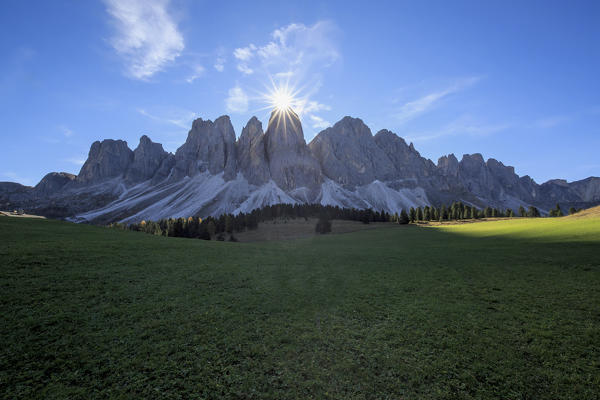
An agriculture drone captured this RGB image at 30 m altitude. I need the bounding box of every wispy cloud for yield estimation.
[406,115,509,142]
[1,172,33,186]
[185,65,205,83]
[533,115,570,129]
[214,48,226,72]
[395,77,481,124]
[235,21,339,82]
[225,86,249,113]
[237,64,254,75]
[104,0,184,80]
[302,101,331,114]
[233,44,256,61]
[214,58,225,72]
[309,114,331,130]
[64,157,85,166]
[137,108,196,129]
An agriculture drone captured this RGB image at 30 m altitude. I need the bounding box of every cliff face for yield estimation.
[172,116,237,181]
[2,110,598,222]
[236,117,270,185]
[263,109,322,191]
[125,135,168,184]
[76,139,133,185]
[309,117,396,187]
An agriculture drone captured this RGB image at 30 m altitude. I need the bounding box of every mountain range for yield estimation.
[2,109,599,223]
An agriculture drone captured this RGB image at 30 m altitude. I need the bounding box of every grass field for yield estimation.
[1,215,599,399]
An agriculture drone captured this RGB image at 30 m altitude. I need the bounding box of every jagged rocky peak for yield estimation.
[264,108,322,190]
[34,172,76,196]
[460,153,486,167]
[265,108,307,150]
[173,115,237,181]
[437,154,459,177]
[544,178,569,187]
[374,129,436,179]
[309,117,396,187]
[236,116,270,185]
[486,158,515,176]
[125,135,169,184]
[76,139,133,185]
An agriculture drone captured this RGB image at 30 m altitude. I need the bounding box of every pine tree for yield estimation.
[417,207,423,221]
[225,214,234,233]
[409,207,416,223]
[469,206,477,219]
[423,206,431,221]
[398,209,409,224]
[207,220,216,238]
[569,207,577,215]
[518,206,526,217]
[315,216,332,234]
[484,207,493,218]
[440,205,448,221]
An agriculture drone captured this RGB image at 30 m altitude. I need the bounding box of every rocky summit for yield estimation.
[1,109,599,223]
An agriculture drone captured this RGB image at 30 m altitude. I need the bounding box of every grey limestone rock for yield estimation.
[236,117,271,185]
[309,117,396,188]
[76,139,133,184]
[125,135,168,184]
[264,109,322,190]
[172,116,237,180]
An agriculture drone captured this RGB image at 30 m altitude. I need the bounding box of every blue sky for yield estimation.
[1,0,599,186]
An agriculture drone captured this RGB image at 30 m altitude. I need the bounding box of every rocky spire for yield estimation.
[236,116,271,185]
[76,139,133,184]
[309,117,396,187]
[263,108,322,190]
[125,135,168,184]
[172,116,237,180]
[373,129,436,180]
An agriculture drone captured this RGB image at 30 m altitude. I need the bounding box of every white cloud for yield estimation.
[105,0,184,80]
[186,65,205,83]
[229,21,339,116]
[395,77,481,124]
[309,114,331,130]
[235,21,339,80]
[225,86,249,113]
[137,108,197,129]
[302,100,331,114]
[214,57,225,72]
[237,63,253,75]
[233,44,256,61]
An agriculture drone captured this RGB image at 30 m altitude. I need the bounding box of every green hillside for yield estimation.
[1,216,599,399]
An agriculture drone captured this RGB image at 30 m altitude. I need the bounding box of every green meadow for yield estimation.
[1,215,599,399]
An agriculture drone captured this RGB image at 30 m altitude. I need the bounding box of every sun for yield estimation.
[270,86,295,111]
[261,79,303,114]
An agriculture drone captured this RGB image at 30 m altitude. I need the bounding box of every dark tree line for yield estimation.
[109,201,559,240]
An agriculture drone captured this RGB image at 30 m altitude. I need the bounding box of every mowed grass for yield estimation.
[1,216,599,399]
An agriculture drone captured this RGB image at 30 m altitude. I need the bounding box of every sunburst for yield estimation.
[261,79,304,113]
[254,77,307,134]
